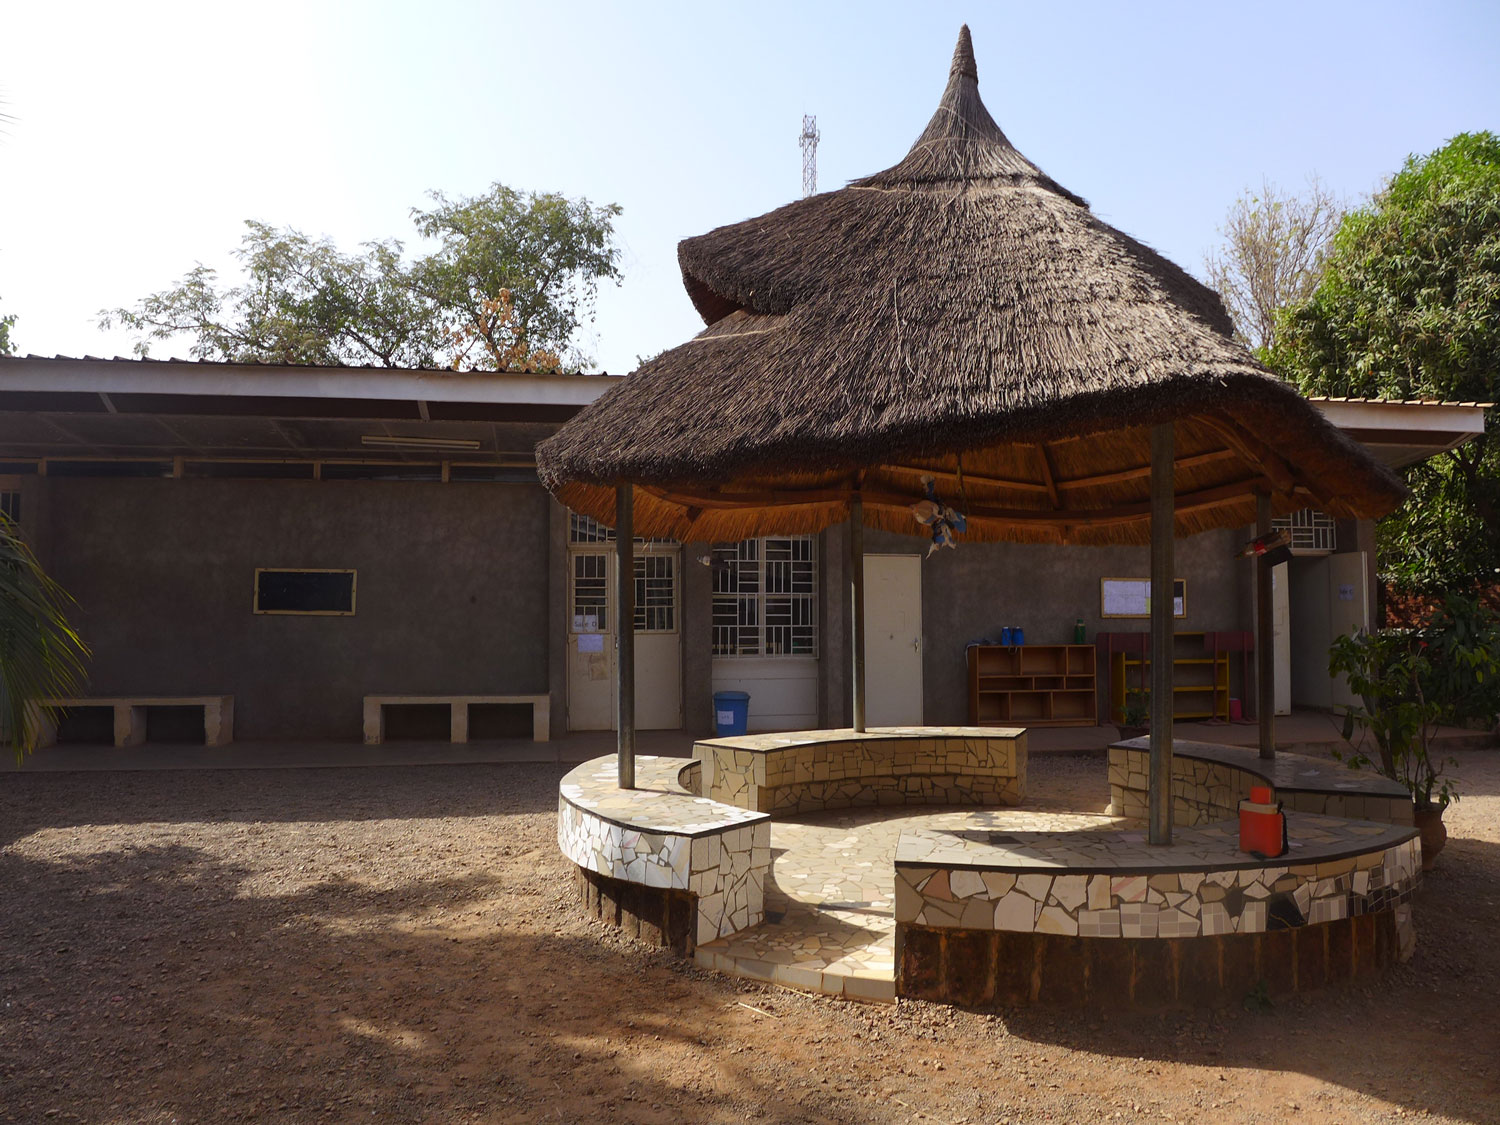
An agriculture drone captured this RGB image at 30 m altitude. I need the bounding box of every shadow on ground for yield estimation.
[982,830,1500,1123]
[0,762,566,846]
[2,757,1497,1124]
[0,838,864,1124]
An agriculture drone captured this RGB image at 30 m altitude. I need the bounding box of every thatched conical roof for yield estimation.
[539,27,1405,545]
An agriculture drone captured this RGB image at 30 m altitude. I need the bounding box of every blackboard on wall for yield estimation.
[254,569,356,615]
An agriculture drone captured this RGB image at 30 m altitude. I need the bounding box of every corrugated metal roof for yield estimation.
[1305,395,1493,408]
[10,353,620,377]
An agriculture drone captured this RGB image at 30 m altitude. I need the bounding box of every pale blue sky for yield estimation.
[1,1,1496,373]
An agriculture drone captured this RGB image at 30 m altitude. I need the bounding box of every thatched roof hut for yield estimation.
[538,26,1405,545]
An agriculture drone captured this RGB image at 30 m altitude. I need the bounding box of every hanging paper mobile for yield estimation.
[910,475,968,556]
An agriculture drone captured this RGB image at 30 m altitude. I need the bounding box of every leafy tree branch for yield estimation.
[101,185,622,373]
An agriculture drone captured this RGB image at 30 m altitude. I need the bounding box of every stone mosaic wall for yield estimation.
[895,818,1420,944]
[557,756,770,949]
[1108,741,1413,828]
[695,728,1026,815]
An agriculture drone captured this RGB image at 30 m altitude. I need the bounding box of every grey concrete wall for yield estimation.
[818,525,847,729]
[41,477,551,741]
[682,544,715,736]
[860,525,1250,727]
[547,500,569,739]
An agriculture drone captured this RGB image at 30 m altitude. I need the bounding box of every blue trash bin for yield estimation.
[713,691,751,736]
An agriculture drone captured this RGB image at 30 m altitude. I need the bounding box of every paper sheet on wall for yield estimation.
[1102,577,1185,618]
[577,633,604,653]
[1102,579,1149,617]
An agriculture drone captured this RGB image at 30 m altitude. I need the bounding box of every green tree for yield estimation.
[1271,133,1500,593]
[102,223,443,367]
[410,186,622,370]
[0,293,15,356]
[102,184,622,372]
[0,518,88,761]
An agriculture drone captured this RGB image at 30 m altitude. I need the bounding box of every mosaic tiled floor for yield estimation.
[695,802,1122,1003]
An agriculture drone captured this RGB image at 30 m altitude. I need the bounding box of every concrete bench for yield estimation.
[30,696,234,748]
[892,737,1420,1009]
[559,755,770,952]
[693,726,1027,815]
[1108,737,1413,827]
[362,694,550,745]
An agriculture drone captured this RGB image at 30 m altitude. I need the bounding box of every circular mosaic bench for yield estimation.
[558,755,769,955]
[692,726,1027,815]
[892,739,1420,1008]
[1108,737,1414,828]
[559,728,1028,958]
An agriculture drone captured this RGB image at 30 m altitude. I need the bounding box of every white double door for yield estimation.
[566,546,683,731]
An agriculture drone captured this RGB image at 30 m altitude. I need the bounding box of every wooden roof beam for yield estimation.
[1034,444,1061,507]
[1054,447,1239,491]
[647,476,1277,528]
[882,462,1051,495]
[1198,416,1300,496]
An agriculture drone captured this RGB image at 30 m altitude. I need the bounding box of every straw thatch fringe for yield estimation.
[538,25,1405,542]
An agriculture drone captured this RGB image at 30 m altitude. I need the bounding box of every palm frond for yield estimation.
[0,516,89,761]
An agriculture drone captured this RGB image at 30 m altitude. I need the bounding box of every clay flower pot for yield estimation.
[1413,804,1448,871]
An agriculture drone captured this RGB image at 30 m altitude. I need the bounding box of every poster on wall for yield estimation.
[1100,577,1187,618]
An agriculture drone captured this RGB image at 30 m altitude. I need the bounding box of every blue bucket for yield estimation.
[713,691,751,736]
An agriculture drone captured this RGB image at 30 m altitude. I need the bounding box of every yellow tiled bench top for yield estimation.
[559,755,766,836]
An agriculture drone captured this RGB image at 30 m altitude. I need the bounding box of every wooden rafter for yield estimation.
[883,462,1050,495]
[1033,444,1061,507]
[643,475,1280,529]
[1198,416,1298,495]
[1053,448,1239,491]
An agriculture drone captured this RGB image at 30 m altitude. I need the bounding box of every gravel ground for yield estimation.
[1,750,1496,1125]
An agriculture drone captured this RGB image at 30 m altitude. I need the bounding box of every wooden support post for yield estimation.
[616,484,636,789]
[1256,492,1276,760]
[1149,423,1175,846]
[849,494,867,733]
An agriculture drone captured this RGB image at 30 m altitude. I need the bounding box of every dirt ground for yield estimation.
[1,750,1497,1125]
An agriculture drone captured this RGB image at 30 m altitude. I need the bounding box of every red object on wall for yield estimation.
[1239,788,1286,857]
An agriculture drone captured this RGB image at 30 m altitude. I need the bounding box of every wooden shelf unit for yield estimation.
[1105,631,1231,722]
[967,644,1098,728]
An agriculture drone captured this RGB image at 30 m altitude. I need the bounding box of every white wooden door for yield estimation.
[864,555,924,727]
[634,551,683,730]
[1327,552,1370,713]
[566,547,682,731]
[567,550,614,730]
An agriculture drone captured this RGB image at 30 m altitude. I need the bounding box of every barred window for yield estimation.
[712,537,817,657]
[570,550,677,634]
[568,512,673,547]
[1272,508,1337,553]
[570,554,609,631]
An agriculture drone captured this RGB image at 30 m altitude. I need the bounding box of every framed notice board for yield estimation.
[1100,577,1186,619]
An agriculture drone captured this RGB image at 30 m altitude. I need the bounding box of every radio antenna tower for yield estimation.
[800,115,820,197]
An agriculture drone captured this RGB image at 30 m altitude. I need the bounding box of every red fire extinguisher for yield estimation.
[1239,786,1287,859]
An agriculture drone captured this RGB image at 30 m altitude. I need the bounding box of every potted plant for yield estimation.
[1328,628,1487,869]
[1117,690,1150,741]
